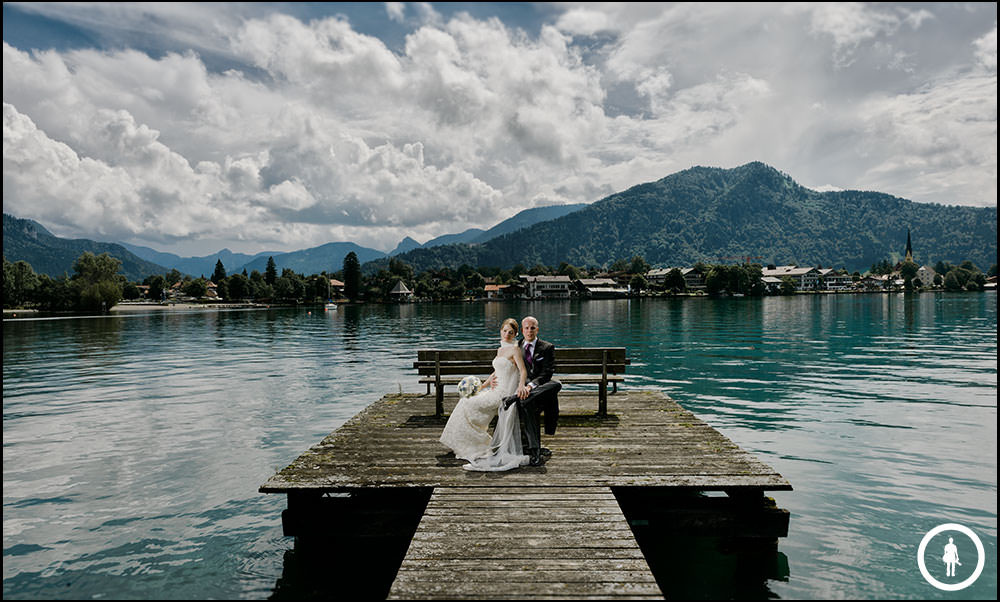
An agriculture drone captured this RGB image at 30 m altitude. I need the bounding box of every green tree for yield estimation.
[943,271,962,291]
[212,259,227,283]
[148,275,166,301]
[165,269,183,287]
[254,282,274,300]
[123,282,141,300]
[214,278,228,301]
[741,264,763,295]
[527,263,550,276]
[465,271,486,294]
[933,260,953,276]
[304,275,328,301]
[72,252,124,311]
[665,268,686,292]
[388,257,414,281]
[629,274,647,293]
[35,274,75,310]
[557,262,581,281]
[704,266,726,296]
[629,255,650,275]
[899,260,919,290]
[780,275,798,295]
[3,259,39,307]
[265,257,278,286]
[226,273,250,300]
[343,252,361,300]
[274,275,305,301]
[183,278,208,299]
[609,258,629,273]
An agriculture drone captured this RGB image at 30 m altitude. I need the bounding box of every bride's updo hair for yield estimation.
[500,318,519,334]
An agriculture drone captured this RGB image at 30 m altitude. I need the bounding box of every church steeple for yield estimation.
[904,228,913,262]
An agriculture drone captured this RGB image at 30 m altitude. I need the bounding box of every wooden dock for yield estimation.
[390,486,660,600]
[261,390,791,599]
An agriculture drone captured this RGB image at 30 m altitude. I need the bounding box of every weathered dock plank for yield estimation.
[260,390,791,492]
[388,486,662,600]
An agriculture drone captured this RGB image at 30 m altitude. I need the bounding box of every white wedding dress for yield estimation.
[439,351,529,471]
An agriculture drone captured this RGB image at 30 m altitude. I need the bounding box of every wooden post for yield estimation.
[599,349,608,417]
[434,351,443,417]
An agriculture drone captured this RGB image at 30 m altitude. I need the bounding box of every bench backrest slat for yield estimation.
[417,348,628,361]
[416,347,629,376]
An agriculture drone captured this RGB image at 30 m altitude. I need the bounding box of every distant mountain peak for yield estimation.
[390,236,423,256]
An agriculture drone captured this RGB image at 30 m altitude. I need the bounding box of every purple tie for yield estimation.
[525,343,533,366]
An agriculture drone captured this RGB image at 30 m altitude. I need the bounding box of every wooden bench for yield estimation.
[415,347,629,418]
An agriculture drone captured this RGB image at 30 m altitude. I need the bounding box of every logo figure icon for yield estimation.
[918,523,985,591]
[942,537,960,577]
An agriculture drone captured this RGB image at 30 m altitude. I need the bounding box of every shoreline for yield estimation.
[4,289,992,318]
[109,302,269,312]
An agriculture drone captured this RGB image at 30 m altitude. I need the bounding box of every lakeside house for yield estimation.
[762,265,821,290]
[483,284,511,300]
[576,278,629,298]
[817,269,853,290]
[916,265,937,286]
[645,268,672,287]
[761,276,784,294]
[520,275,573,299]
[682,267,707,291]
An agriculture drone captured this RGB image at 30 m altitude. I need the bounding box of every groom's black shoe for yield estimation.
[539,447,552,458]
[528,447,543,466]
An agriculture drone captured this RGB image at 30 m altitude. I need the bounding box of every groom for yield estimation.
[506,316,561,466]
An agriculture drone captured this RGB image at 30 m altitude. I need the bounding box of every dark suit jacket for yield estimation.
[520,338,555,388]
[520,338,559,434]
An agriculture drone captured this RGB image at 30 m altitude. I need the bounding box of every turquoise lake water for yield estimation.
[3,292,997,599]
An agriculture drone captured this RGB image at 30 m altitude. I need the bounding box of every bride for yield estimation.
[439,318,530,471]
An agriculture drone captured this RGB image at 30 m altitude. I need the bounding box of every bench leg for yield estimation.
[598,382,607,418]
[436,385,444,418]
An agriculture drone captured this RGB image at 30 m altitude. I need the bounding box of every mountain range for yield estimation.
[5,163,996,280]
[385,162,997,273]
[3,203,588,279]
[3,215,169,281]
[389,203,587,255]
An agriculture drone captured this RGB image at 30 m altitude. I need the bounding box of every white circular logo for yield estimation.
[917,523,985,591]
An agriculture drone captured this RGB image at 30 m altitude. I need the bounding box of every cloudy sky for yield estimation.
[3,2,996,256]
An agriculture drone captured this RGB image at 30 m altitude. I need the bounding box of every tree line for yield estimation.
[4,251,996,310]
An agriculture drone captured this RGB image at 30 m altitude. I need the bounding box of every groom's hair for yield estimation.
[523,315,538,326]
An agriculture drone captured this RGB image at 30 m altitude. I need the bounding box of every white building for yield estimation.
[916,265,937,286]
[761,265,820,290]
[817,268,853,290]
[519,275,573,299]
